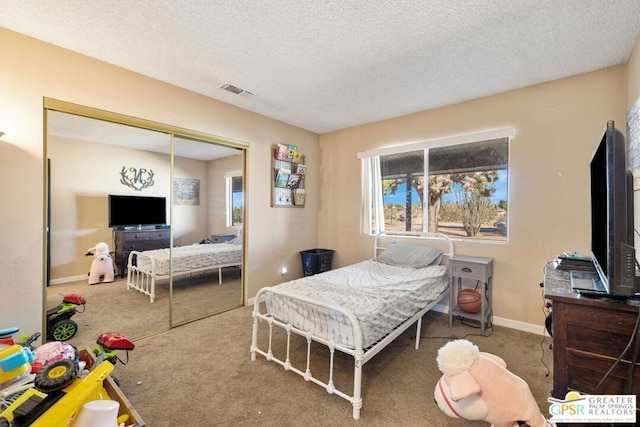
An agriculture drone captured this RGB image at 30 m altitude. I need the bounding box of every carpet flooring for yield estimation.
[45,269,242,347]
[114,306,554,426]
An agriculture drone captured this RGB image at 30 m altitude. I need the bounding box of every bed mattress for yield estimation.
[135,243,242,275]
[264,259,448,349]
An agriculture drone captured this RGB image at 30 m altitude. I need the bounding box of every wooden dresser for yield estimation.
[543,262,640,409]
[114,229,170,278]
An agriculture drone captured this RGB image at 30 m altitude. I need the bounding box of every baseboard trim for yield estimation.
[49,274,86,286]
[432,303,546,336]
[248,298,546,336]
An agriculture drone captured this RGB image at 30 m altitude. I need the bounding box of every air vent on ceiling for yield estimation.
[220,83,253,98]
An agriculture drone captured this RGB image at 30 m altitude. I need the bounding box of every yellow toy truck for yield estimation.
[0,359,120,426]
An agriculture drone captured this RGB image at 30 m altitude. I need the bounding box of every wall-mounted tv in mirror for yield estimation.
[108,194,167,229]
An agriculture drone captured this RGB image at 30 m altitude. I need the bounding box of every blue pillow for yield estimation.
[225,236,242,245]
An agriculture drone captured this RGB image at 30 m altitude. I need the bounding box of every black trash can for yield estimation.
[300,249,334,277]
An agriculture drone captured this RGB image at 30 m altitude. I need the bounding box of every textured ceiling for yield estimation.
[2,1,640,134]
[48,110,241,160]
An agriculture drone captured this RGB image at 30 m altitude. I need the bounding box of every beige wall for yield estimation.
[318,66,628,329]
[0,28,319,335]
[172,155,212,244]
[627,38,640,109]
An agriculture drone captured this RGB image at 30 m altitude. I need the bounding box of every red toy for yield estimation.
[61,294,87,306]
[96,332,135,351]
[92,333,135,368]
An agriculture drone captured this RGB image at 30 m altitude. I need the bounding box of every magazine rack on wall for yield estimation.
[272,144,306,207]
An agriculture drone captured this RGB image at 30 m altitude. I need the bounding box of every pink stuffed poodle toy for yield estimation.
[434,339,553,427]
[87,242,115,285]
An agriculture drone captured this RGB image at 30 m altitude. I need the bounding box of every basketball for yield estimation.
[457,288,481,313]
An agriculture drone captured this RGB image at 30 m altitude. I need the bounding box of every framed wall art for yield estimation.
[173,177,200,205]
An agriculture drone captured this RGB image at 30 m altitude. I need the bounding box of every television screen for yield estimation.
[108,195,167,229]
[590,135,608,277]
[590,121,637,296]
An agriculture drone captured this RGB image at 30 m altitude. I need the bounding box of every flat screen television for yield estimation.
[108,195,167,229]
[590,120,637,296]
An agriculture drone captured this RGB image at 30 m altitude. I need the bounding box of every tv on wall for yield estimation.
[590,120,638,297]
[108,195,167,229]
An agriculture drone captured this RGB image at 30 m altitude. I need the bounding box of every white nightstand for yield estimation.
[448,255,494,336]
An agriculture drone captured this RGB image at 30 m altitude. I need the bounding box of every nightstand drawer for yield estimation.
[449,256,493,281]
[451,262,487,280]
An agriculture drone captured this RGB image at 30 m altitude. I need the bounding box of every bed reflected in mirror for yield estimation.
[45,107,245,346]
[119,136,244,325]
[170,136,244,326]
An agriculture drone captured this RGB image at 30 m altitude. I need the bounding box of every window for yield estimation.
[225,172,243,227]
[359,129,512,241]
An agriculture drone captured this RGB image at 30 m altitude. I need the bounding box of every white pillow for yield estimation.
[375,243,443,268]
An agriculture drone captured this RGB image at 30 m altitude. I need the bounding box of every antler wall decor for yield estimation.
[120,166,155,191]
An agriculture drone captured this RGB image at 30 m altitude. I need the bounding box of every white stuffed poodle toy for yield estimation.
[87,242,115,285]
[434,339,554,427]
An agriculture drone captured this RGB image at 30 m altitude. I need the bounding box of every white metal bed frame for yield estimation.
[250,231,453,420]
[126,249,241,303]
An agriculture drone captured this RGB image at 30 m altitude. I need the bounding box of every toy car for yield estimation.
[46,294,86,341]
[0,360,115,426]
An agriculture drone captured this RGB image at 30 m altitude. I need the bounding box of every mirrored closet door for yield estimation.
[169,135,244,326]
[44,99,246,345]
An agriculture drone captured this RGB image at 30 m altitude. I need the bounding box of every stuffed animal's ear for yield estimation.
[479,351,507,368]
[447,371,481,400]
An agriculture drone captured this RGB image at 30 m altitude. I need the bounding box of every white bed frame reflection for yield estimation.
[127,244,242,303]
